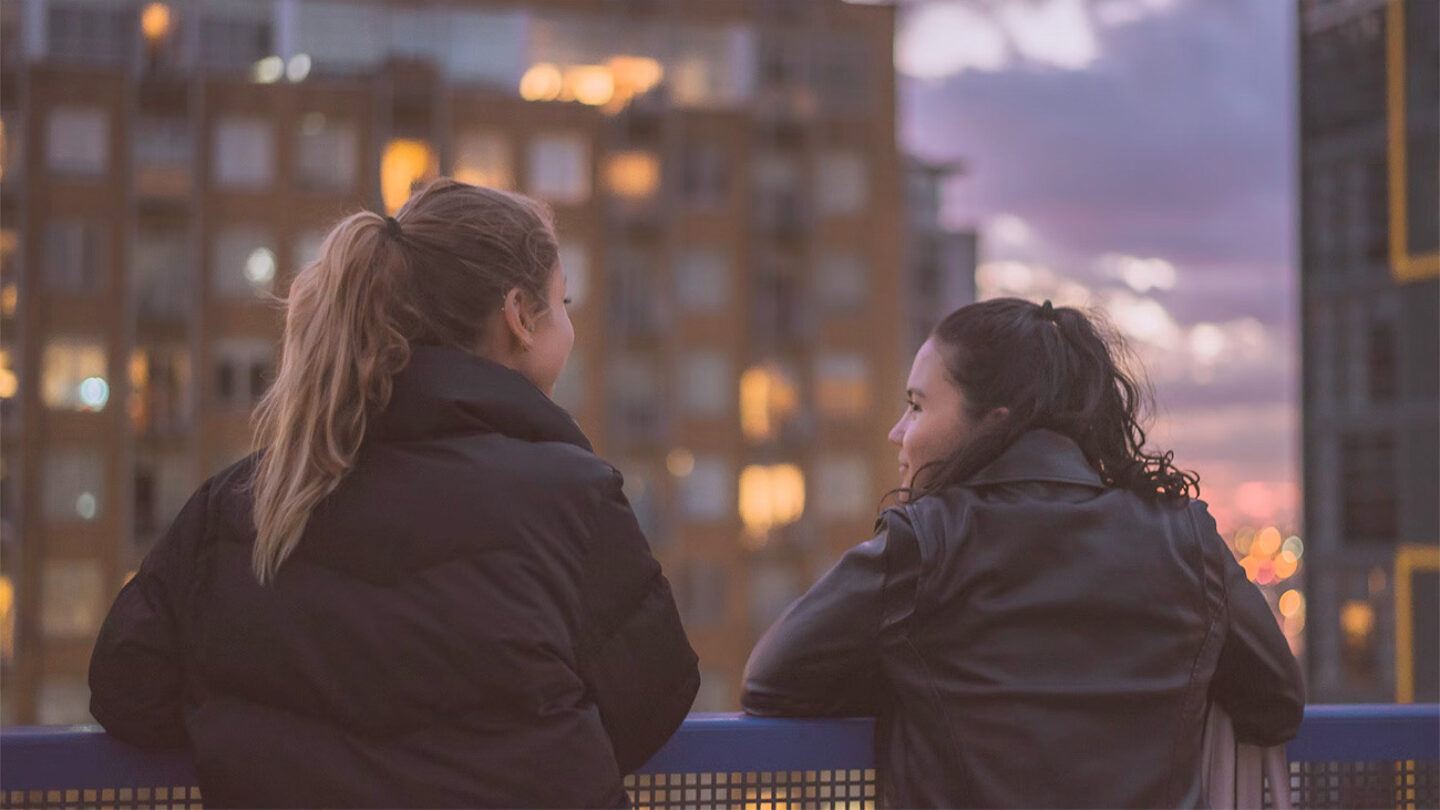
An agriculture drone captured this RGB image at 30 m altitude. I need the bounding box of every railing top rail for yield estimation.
[1,705,1436,793]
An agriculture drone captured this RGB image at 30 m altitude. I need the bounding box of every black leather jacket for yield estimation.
[743,430,1303,809]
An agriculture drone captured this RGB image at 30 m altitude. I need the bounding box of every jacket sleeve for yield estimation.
[1204,507,1305,745]
[575,471,699,775]
[88,480,211,748]
[742,511,920,717]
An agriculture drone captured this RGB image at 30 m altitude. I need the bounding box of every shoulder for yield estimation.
[520,439,623,500]
[875,487,981,569]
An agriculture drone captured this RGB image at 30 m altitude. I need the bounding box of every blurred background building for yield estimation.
[902,156,977,365]
[0,0,984,723]
[1298,0,1438,703]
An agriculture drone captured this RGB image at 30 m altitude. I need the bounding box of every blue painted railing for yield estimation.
[1,706,1436,797]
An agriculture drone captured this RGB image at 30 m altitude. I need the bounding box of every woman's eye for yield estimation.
[563,297,573,307]
[905,400,920,413]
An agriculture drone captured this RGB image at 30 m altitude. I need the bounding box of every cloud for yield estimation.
[1093,0,1181,28]
[996,0,1100,71]
[902,0,1291,263]
[897,3,1010,78]
[1098,252,1177,293]
[895,0,1184,80]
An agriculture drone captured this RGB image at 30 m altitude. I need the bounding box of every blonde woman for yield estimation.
[89,179,699,808]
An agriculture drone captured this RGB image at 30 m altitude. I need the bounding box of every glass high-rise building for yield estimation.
[1297,0,1438,703]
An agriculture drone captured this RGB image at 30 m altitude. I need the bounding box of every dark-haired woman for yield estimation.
[89,179,699,808]
[742,298,1302,809]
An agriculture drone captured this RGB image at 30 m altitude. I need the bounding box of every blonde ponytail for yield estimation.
[250,212,410,583]
[248,179,559,584]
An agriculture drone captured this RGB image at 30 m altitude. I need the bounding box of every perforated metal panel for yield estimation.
[625,769,878,810]
[2,786,202,810]
[1268,758,1440,809]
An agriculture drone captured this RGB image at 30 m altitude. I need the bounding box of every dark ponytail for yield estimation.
[898,297,1198,505]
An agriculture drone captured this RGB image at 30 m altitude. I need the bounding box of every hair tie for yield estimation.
[1039,299,1056,321]
[383,215,403,239]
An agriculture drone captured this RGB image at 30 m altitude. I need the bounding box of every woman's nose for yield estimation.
[888,415,906,447]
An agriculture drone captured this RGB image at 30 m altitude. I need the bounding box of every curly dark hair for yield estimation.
[897,297,1199,505]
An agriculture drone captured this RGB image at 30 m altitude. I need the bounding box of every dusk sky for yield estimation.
[890,0,1298,532]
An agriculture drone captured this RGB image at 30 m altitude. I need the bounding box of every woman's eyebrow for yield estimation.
[907,388,926,400]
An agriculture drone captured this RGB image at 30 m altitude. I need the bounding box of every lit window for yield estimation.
[738,463,805,541]
[815,454,871,519]
[0,349,16,400]
[41,559,105,640]
[45,220,108,293]
[380,138,437,215]
[296,114,358,193]
[605,151,660,199]
[679,350,730,417]
[0,574,13,663]
[41,338,108,412]
[212,117,274,189]
[130,345,192,436]
[816,150,867,216]
[739,363,801,441]
[816,253,867,311]
[211,226,277,299]
[46,107,109,176]
[0,111,22,185]
[558,242,589,309]
[527,133,590,204]
[453,130,512,190]
[42,449,105,521]
[675,248,730,311]
[815,353,870,420]
[680,455,731,521]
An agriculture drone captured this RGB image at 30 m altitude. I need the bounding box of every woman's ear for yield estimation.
[501,287,536,350]
[983,406,1010,427]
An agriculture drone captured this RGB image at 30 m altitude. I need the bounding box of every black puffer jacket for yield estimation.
[90,346,700,808]
[743,430,1303,809]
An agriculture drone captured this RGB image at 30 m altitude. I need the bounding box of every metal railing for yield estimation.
[1,706,1436,809]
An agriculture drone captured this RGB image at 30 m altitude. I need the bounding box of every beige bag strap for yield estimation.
[1202,703,1293,810]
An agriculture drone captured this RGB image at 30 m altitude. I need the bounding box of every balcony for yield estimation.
[1,705,1436,809]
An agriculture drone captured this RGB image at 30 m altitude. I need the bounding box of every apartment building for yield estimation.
[0,0,904,722]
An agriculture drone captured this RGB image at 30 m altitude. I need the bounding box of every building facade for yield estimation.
[0,0,904,723]
[1297,0,1438,703]
[902,155,976,366]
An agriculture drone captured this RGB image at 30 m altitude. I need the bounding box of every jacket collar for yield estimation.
[968,429,1104,489]
[369,345,592,451]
